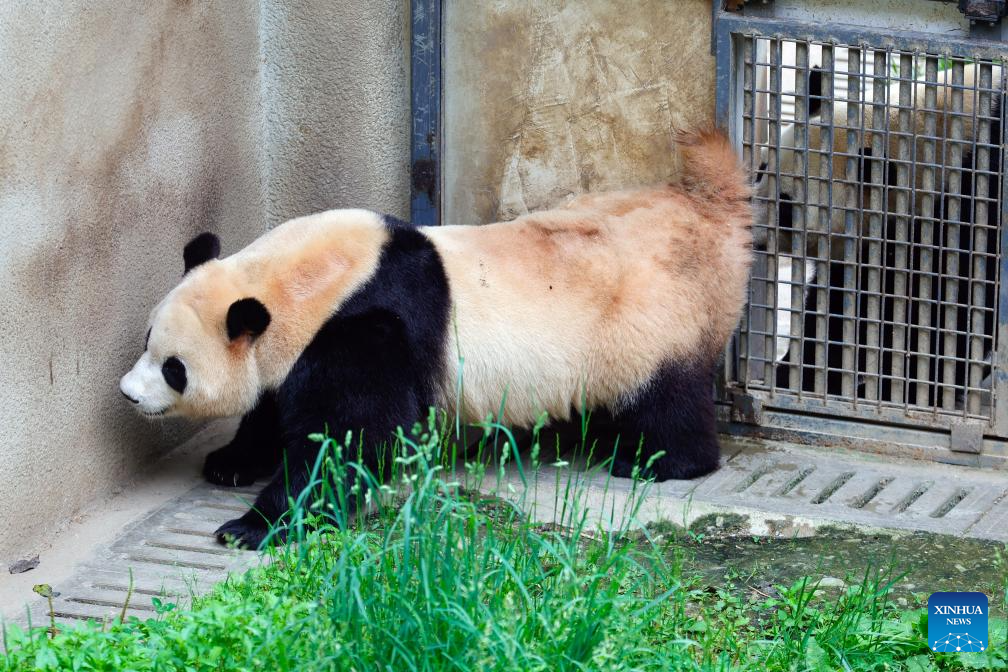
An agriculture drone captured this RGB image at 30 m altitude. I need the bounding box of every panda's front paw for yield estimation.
[203,447,259,487]
[214,513,283,550]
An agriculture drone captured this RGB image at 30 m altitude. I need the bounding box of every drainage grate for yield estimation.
[18,481,259,627]
[849,476,893,509]
[811,471,856,504]
[14,441,1008,629]
[690,441,1008,537]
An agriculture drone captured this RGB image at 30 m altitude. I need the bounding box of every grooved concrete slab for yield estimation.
[480,438,1008,541]
[0,419,250,631]
[5,431,1005,634]
[967,491,1008,541]
[17,480,259,628]
[692,445,1008,536]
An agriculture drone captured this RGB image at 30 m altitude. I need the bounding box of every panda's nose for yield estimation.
[121,389,139,404]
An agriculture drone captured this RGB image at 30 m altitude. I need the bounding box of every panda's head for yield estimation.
[119,233,272,419]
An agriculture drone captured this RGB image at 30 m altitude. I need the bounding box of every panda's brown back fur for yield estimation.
[424,129,752,425]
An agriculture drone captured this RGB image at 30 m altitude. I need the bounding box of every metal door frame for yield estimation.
[411,0,442,226]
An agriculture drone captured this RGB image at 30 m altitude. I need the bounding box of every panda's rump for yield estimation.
[424,187,749,427]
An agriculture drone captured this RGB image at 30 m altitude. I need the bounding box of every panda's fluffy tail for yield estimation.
[673,126,752,211]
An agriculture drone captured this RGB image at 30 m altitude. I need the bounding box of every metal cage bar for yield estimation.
[716,10,1008,451]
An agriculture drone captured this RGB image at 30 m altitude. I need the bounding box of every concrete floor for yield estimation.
[479,437,1008,541]
[0,419,255,629]
[2,424,1005,630]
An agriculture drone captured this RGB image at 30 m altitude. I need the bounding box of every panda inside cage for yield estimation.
[733,37,1004,423]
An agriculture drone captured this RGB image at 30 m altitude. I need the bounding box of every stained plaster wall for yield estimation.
[0,0,409,564]
[443,0,716,225]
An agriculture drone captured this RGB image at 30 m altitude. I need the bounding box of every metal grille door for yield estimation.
[715,8,1008,466]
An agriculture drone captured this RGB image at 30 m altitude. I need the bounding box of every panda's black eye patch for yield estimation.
[144,328,152,351]
[162,356,187,394]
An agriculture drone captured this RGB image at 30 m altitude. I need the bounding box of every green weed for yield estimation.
[1,411,1005,671]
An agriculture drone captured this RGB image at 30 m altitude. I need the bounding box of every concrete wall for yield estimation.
[443,0,715,225]
[258,1,411,221]
[0,0,410,564]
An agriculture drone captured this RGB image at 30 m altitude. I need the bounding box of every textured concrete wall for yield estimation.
[258,1,410,221]
[443,0,716,225]
[0,0,409,564]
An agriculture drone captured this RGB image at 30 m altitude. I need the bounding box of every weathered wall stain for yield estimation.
[0,0,264,566]
[0,0,411,565]
[444,0,716,225]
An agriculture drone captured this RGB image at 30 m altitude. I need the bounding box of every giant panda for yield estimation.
[119,129,753,549]
[754,62,1004,253]
[757,64,1003,405]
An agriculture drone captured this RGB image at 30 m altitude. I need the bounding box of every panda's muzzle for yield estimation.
[120,363,174,417]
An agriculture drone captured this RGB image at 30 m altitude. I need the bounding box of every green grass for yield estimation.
[2,412,1006,671]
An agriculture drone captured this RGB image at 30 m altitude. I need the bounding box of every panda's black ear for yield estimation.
[226,298,271,341]
[183,232,220,274]
[807,66,824,119]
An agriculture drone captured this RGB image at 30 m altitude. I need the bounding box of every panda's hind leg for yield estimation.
[608,361,720,481]
[203,391,282,487]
